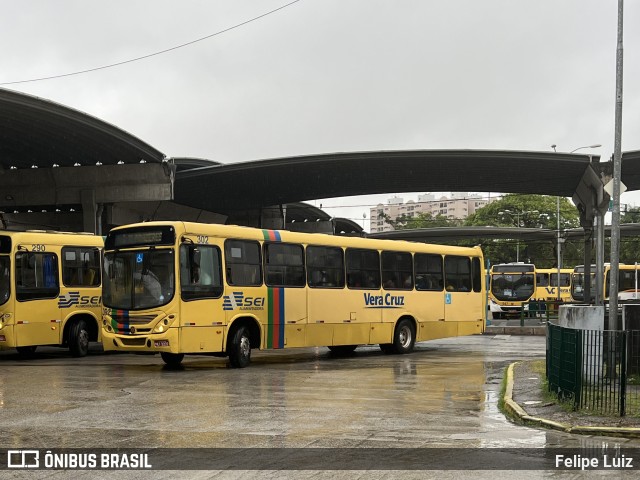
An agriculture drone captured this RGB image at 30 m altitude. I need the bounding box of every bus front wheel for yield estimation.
[392,319,416,354]
[161,352,184,367]
[69,319,90,357]
[228,326,251,368]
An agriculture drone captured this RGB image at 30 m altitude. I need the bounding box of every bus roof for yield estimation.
[490,263,535,273]
[0,230,103,249]
[106,221,484,256]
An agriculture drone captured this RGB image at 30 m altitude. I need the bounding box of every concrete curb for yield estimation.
[485,326,546,336]
[503,362,640,438]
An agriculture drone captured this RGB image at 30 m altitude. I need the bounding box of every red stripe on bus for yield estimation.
[272,288,281,348]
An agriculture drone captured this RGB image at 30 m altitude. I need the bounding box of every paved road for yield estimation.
[1,335,639,478]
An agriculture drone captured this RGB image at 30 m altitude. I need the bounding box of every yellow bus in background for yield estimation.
[101,221,486,367]
[534,268,573,302]
[488,263,536,319]
[571,264,640,303]
[0,231,103,356]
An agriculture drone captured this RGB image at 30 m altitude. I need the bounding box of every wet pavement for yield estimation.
[2,335,640,478]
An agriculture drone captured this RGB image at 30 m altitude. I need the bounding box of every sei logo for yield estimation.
[223,292,266,311]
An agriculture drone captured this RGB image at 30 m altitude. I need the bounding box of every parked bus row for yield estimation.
[488,262,640,319]
[0,223,487,367]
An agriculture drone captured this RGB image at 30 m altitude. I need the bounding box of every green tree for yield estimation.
[464,194,581,268]
[378,211,460,230]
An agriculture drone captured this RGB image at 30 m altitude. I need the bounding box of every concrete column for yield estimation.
[260,205,285,230]
[559,305,605,382]
[595,213,605,305]
[81,189,97,234]
[583,232,592,304]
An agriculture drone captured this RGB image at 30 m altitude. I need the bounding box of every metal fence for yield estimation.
[521,300,562,324]
[546,322,640,416]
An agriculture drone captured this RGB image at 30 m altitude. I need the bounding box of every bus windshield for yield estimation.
[571,272,595,302]
[0,256,9,306]
[103,249,175,310]
[491,273,535,301]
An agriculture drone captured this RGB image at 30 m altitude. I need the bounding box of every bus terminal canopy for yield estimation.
[0,88,164,167]
[174,150,608,215]
[3,87,640,229]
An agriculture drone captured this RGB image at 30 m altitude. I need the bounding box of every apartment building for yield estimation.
[369,193,495,233]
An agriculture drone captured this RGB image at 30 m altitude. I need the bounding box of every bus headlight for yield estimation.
[155,315,176,332]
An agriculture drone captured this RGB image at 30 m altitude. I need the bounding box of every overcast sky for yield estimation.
[2,0,639,229]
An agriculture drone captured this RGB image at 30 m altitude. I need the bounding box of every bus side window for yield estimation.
[264,243,304,288]
[224,239,262,286]
[444,255,471,293]
[346,248,380,290]
[306,245,344,288]
[415,253,443,291]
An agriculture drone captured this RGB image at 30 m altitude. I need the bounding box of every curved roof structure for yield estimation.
[174,150,602,214]
[172,157,222,172]
[621,150,640,190]
[0,88,164,169]
[369,224,640,243]
[3,86,640,243]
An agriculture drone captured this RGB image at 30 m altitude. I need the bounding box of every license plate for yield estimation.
[154,340,169,347]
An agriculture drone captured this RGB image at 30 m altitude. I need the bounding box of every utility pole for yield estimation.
[609,0,624,330]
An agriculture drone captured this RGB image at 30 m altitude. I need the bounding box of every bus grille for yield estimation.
[119,337,147,347]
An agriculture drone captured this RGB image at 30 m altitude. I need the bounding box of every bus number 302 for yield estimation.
[196,236,209,244]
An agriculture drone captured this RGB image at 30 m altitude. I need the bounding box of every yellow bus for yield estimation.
[101,221,486,367]
[534,268,573,302]
[0,230,103,356]
[488,263,535,319]
[571,264,640,303]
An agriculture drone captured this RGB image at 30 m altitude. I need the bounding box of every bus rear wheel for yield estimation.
[328,345,357,356]
[69,319,89,357]
[161,352,184,367]
[392,319,416,354]
[228,326,251,368]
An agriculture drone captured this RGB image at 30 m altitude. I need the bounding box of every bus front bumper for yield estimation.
[101,328,180,354]
[0,324,16,350]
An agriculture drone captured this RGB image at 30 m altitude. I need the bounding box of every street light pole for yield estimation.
[499,209,539,263]
[557,197,562,301]
[569,144,602,153]
[551,143,602,302]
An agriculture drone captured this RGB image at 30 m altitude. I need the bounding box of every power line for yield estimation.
[0,0,303,86]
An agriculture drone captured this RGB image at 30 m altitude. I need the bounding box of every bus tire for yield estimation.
[69,319,90,357]
[16,345,37,357]
[161,352,184,367]
[328,345,357,355]
[392,319,416,354]
[228,326,251,368]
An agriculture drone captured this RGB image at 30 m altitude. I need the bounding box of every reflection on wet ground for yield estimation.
[2,335,640,455]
